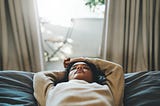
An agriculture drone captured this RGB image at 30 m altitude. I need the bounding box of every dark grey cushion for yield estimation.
[124,71,160,106]
[0,70,37,106]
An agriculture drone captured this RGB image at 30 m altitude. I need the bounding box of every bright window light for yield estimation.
[37,0,104,27]
[36,0,105,62]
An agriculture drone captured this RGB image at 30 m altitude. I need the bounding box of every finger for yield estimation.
[63,58,71,68]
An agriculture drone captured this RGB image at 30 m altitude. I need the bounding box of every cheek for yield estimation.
[85,70,93,78]
[84,69,91,74]
[87,71,93,77]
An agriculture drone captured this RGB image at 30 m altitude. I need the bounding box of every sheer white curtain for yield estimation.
[0,0,44,72]
[101,0,160,73]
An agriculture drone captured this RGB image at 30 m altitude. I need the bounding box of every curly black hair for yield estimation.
[63,61,106,85]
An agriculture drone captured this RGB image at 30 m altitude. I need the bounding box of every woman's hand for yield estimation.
[63,58,71,68]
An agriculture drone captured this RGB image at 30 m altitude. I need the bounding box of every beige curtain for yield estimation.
[101,0,160,73]
[0,0,44,72]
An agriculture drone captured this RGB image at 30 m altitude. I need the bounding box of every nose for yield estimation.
[76,66,83,70]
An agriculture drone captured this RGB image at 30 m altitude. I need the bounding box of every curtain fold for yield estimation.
[0,0,44,72]
[101,0,160,72]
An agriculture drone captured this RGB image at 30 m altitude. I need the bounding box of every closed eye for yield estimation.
[70,66,90,71]
[70,66,76,71]
[83,66,90,70]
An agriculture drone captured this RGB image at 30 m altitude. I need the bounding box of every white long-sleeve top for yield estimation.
[46,79,114,106]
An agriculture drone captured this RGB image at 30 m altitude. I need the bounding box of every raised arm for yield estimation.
[86,58,124,106]
[33,71,65,106]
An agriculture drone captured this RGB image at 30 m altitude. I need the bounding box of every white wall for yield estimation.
[68,18,104,57]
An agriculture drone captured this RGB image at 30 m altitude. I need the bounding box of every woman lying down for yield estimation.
[33,57,124,106]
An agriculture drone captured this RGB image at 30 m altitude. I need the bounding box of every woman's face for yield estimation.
[68,62,93,83]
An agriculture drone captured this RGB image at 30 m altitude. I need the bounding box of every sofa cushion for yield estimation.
[0,70,37,106]
[124,71,160,106]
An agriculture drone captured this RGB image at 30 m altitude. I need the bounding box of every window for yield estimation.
[37,0,105,69]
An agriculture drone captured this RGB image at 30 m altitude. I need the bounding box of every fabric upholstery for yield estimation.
[124,71,160,106]
[0,70,37,106]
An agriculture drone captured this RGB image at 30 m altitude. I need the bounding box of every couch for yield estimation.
[0,70,160,106]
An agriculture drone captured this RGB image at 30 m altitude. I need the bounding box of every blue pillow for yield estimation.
[0,70,37,106]
[124,71,160,106]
